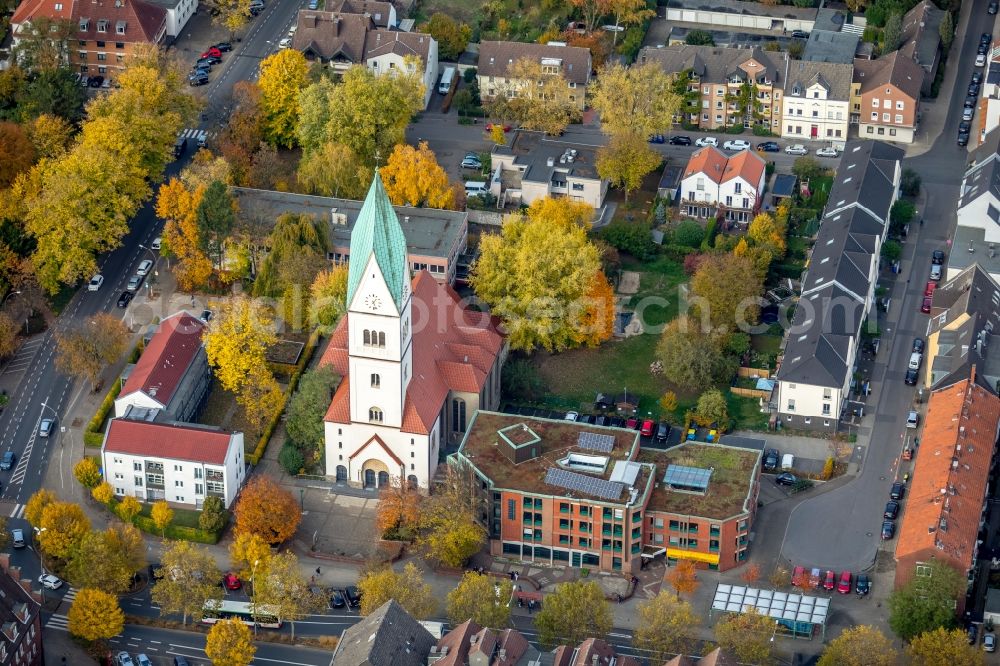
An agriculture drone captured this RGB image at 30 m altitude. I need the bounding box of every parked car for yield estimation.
[965,95,978,108]
[791,566,806,587]
[904,368,919,385]
[984,633,996,652]
[199,310,213,323]
[756,141,779,152]
[763,448,780,471]
[973,71,984,84]
[213,41,233,52]
[39,418,54,438]
[785,144,808,155]
[461,156,482,169]
[88,75,105,88]
[932,249,946,265]
[836,571,852,594]
[884,501,899,519]
[775,472,797,486]
[921,295,933,312]
[189,73,209,86]
[906,411,919,428]
[963,106,975,121]
[816,147,839,158]
[88,274,104,291]
[200,47,222,59]
[912,337,925,353]
[485,122,512,133]
[39,574,63,590]
[960,119,973,134]
[223,572,242,590]
[881,520,895,539]
[117,653,135,666]
[637,420,652,437]
[136,259,153,276]
[127,275,143,292]
[990,0,998,13]
[564,411,579,421]
[968,83,981,97]
[722,139,751,151]
[609,416,626,428]
[151,237,162,251]
[117,291,133,308]
[969,624,979,645]
[822,570,835,591]
[0,452,14,471]
[655,422,670,442]
[625,417,639,429]
[278,37,292,48]
[11,528,23,548]
[890,482,906,500]
[648,134,665,144]
[173,657,191,666]
[808,567,821,588]
[668,135,692,146]
[695,136,718,147]
[344,585,362,608]
[330,589,346,608]
[982,32,992,45]
[930,263,942,281]
[308,0,318,7]
[136,656,153,666]
[791,29,809,38]
[856,573,871,595]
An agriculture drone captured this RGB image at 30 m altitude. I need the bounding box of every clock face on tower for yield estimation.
[364,294,383,311]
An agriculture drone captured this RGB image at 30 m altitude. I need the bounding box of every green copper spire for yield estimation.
[346,170,409,309]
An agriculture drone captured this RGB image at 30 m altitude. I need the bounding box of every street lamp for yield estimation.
[2,290,28,334]
[33,527,47,603]
[251,559,260,635]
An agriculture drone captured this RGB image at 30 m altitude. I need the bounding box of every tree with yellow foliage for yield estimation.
[117,495,142,524]
[258,49,309,148]
[590,62,681,140]
[380,142,456,209]
[487,59,580,135]
[229,531,272,581]
[24,488,55,527]
[417,462,487,567]
[67,588,124,642]
[38,501,90,559]
[91,482,114,505]
[27,113,73,159]
[151,500,174,537]
[357,562,437,619]
[907,627,984,666]
[748,212,787,258]
[634,593,700,662]
[596,132,662,201]
[203,296,277,396]
[236,364,285,436]
[156,178,213,291]
[376,476,422,538]
[818,625,898,666]
[206,618,256,666]
[310,266,349,330]
[445,572,513,628]
[714,608,774,665]
[73,457,102,488]
[297,142,371,199]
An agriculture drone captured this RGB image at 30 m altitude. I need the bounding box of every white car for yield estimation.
[722,139,751,151]
[278,37,292,49]
[38,418,54,438]
[151,237,162,251]
[977,53,987,67]
[695,136,718,147]
[38,574,62,590]
[785,144,808,155]
[136,655,153,666]
[906,410,919,428]
[816,147,839,158]
[136,259,153,276]
[117,652,135,666]
[87,274,104,291]
[564,411,579,421]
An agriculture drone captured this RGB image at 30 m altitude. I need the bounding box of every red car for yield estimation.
[625,417,639,430]
[640,419,654,437]
[924,281,936,297]
[836,571,852,594]
[822,569,836,591]
[921,296,933,313]
[201,47,222,59]
[486,122,512,133]
[223,572,242,590]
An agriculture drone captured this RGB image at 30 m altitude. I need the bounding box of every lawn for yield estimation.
[199,385,258,452]
[138,502,202,529]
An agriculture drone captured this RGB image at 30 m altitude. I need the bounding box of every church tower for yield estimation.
[344,171,413,428]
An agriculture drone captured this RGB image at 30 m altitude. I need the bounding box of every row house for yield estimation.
[451,412,760,574]
[477,41,591,112]
[638,45,789,132]
[851,51,923,144]
[12,0,167,80]
[0,557,43,666]
[976,46,1000,148]
[781,59,853,145]
[949,128,1000,282]
[679,146,767,223]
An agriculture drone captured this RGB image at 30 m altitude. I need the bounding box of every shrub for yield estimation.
[822,457,835,480]
[724,125,745,135]
[752,125,775,136]
[198,496,227,533]
[84,381,124,447]
[701,218,718,250]
[674,220,703,248]
[110,499,221,544]
[599,220,656,260]
[501,357,545,401]
[901,168,921,197]
[685,29,714,45]
[278,442,305,475]
[682,253,706,275]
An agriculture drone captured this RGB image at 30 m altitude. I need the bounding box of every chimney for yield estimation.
[592,655,600,666]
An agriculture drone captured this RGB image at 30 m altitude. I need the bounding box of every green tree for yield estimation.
[357,563,437,619]
[818,625,898,666]
[310,265,349,330]
[418,462,487,567]
[908,627,984,666]
[656,317,734,392]
[255,551,325,639]
[422,13,472,60]
[882,239,902,263]
[714,609,774,665]
[296,141,371,199]
[253,212,329,299]
[66,524,146,594]
[20,68,87,123]
[901,167,922,197]
[534,580,612,648]
[205,618,256,666]
[599,220,656,260]
[693,388,729,428]
[151,540,222,625]
[196,180,236,268]
[11,17,74,72]
[589,62,681,140]
[888,560,965,640]
[882,12,903,53]
[446,572,514,628]
[286,365,340,459]
[73,457,102,488]
[690,253,763,332]
[596,133,662,201]
[685,29,714,45]
[939,11,955,51]
[890,199,916,235]
[199,496,227,534]
[634,593,700,662]
[67,588,124,642]
[258,49,310,148]
[792,156,825,182]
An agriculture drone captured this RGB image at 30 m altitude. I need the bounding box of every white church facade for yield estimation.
[320,172,507,489]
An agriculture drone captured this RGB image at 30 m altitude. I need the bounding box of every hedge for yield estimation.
[108,498,220,544]
[248,328,323,465]
[84,339,145,448]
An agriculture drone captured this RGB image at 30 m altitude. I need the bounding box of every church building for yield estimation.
[319,172,507,489]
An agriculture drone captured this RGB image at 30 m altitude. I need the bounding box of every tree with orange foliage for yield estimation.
[576,270,615,347]
[156,178,213,291]
[218,82,264,187]
[741,562,761,586]
[0,122,37,189]
[565,31,612,68]
[380,142,456,210]
[376,477,422,538]
[569,0,612,32]
[666,560,700,598]
[233,475,302,545]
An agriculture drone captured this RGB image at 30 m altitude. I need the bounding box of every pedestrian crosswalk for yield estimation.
[45,613,68,632]
[8,503,24,519]
[179,128,210,147]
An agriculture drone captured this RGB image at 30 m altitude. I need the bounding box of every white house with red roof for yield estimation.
[320,171,507,489]
[679,147,767,223]
[101,419,245,507]
[115,311,210,422]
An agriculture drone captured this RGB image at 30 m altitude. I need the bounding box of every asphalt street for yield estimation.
[778,0,986,573]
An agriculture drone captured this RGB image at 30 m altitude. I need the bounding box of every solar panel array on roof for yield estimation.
[711,584,829,626]
[577,431,615,453]
[664,464,713,491]
[544,468,624,501]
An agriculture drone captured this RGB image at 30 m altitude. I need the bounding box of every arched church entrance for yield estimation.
[361,459,390,488]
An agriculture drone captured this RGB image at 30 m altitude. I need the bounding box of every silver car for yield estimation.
[126,275,143,292]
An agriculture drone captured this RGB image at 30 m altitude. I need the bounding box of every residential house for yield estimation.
[950,127,1000,282]
[802,10,862,65]
[679,146,767,223]
[331,599,435,666]
[450,412,760,574]
[291,10,438,108]
[638,45,789,132]
[115,311,209,422]
[12,0,167,80]
[319,173,507,490]
[774,141,903,431]
[976,45,1000,146]
[326,0,395,27]
[893,366,1000,616]
[898,0,945,96]
[476,41,591,112]
[232,187,470,286]
[0,555,43,666]
[781,60,853,145]
[663,0,817,33]
[427,621,544,666]
[101,417,246,508]
[664,650,737,666]
[489,130,608,210]
[923,265,1000,392]
[145,0,197,39]
[851,51,923,143]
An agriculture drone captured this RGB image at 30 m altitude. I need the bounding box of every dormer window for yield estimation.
[116,20,126,34]
[792,85,800,95]
[54,2,62,8]
[1,621,17,642]
[79,17,89,30]
[12,604,28,624]
[97,19,108,32]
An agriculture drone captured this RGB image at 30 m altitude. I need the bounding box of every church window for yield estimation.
[369,407,384,423]
[452,399,467,433]
[371,373,380,388]
[363,329,371,345]
[363,330,386,348]
[378,331,385,347]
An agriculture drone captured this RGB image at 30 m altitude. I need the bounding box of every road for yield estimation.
[778,0,984,573]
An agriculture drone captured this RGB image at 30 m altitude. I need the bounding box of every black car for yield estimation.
[960,120,973,133]
[173,658,191,666]
[978,43,989,55]
[791,30,809,39]
[344,585,361,608]
[581,414,596,424]
[775,472,797,486]
[890,482,906,500]
[968,83,980,97]
[189,73,209,86]
[982,32,993,46]
[969,624,979,645]
[904,368,919,385]
[973,71,984,84]
[855,573,871,595]
[958,131,970,147]
[756,141,780,152]
[932,249,946,265]
[195,57,217,69]
[763,448,780,471]
[668,135,692,146]
[912,337,925,353]
[881,520,895,540]
[330,589,346,608]
[884,501,899,519]
[88,75,104,88]
[213,41,233,52]
[655,421,670,442]
[609,416,626,428]
[116,291,134,308]
[990,0,998,14]
[0,452,14,470]
[594,415,608,427]
[965,95,978,109]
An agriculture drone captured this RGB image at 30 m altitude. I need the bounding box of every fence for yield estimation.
[737,367,772,379]
[731,387,772,400]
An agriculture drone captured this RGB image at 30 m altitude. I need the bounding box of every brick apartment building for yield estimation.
[451,412,760,574]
